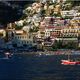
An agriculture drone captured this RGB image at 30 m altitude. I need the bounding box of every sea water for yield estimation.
[0,53,80,80]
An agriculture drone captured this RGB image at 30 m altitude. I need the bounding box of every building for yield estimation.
[71,17,80,27]
[54,4,61,14]
[0,29,6,38]
[37,20,46,38]
[44,17,55,26]
[6,23,15,42]
[61,10,77,17]
[37,31,45,38]
[0,29,6,49]
[50,29,61,38]
[57,38,78,45]
[61,28,79,38]
[75,12,80,17]
[45,26,55,38]
[13,30,34,47]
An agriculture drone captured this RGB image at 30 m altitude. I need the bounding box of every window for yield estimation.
[30,41,32,44]
[27,41,28,44]
[15,36,16,39]
[29,35,31,38]
[25,36,26,39]
[18,36,19,39]
[48,33,49,35]
[22,41,23,44]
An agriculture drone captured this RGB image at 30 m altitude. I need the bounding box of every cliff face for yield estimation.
[0,1,35,25]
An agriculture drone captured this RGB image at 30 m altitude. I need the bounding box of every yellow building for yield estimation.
[61,28,79,38]
[0,29,6,38]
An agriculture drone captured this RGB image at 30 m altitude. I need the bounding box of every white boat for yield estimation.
[4,52,12,58]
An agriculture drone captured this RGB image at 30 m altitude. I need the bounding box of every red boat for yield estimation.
[61,51,80,65]
[76,61,80,65]
[61,51,76,65]
[61,60,76,65]
[61,60,80,65]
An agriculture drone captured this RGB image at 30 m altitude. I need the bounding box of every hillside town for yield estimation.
[0,0,80,53]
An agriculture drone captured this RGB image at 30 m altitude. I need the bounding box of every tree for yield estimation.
[29,27,39,32]
[52,41,58,50]
[52,40,78,50]
[66,42,78,49]
[15,25,23,30]
[65,0,80,8]
[52,40,63,50]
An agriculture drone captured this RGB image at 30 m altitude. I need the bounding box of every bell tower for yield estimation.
[6,23,15,42]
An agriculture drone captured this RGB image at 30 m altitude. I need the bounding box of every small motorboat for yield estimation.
[61,51,76,65]
[4,52,13,59]
[61,60,76,65]
[61,60,80,65]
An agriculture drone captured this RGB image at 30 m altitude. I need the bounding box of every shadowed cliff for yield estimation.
[0,1,35,25]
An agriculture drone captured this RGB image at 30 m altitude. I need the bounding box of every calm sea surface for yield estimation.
[0,53,80,80]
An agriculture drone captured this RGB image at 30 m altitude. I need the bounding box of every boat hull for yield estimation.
[61,60,76,65]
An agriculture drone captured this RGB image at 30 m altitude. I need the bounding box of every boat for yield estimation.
[0,52,11,60]
[4,52,13,59]
[61,51,77,65]
[61,60,76,65]
[61,51,80,65]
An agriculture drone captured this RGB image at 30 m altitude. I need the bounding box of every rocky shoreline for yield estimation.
[13,50,80,55]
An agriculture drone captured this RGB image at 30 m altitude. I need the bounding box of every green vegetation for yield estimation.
[63,16,73,19]
[29,27,39,32]
[52,40,78,50]
[52,40,63,49]
[20,14,27,20]
[53,13,62,17]
[62,0,80,10]
[15,25,23,30]
[65,0,80,7]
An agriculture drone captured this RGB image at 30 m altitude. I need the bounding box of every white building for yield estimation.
[45,27,54,38]
[61,10,77,17]
[74,12,80,17]
[13,30,34,47]
[61,28,79,37]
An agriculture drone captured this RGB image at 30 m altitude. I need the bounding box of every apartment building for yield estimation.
[13,30,33,47]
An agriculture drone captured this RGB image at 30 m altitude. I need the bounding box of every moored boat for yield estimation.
[61,60,76,65]
[61,51,77,65]
[5,52,13,59]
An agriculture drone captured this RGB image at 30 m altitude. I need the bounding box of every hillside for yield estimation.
[0,1,35,25]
